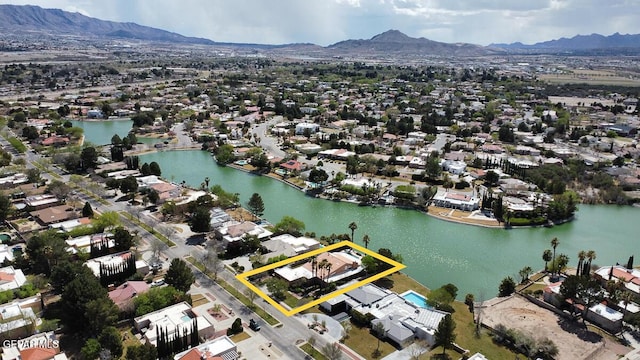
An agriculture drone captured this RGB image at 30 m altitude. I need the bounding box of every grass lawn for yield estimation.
[343,324,396,359]
[119,212,176,247]
[216,278,279,326]
[300,343,327,360]
[230,331,251,342]
[191,293,210,307]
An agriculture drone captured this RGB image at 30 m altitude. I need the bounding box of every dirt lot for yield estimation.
[480,295,630,360]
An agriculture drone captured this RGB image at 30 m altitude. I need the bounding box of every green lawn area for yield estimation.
[7,137,26,153]
[230,331,251,342]
[300,343,327,360]
[343,324,396,359]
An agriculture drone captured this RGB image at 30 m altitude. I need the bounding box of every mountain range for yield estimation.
[2,4,640,56]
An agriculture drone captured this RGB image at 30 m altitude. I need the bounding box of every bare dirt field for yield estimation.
[480,295,630,360]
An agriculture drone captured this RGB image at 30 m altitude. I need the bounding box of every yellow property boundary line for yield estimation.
[236,241,405,316]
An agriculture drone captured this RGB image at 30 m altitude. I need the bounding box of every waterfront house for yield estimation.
[432,192,479,211]
[261,234,320,258]
[134,302,215,346]
[585,303,623,333]
[274,250,363,286]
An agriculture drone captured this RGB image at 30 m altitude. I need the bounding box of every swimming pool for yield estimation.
[401,290,429,308]
[0,233,11,243]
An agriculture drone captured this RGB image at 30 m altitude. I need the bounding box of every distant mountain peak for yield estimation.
[0,4,215,45]
[370,29,411,42]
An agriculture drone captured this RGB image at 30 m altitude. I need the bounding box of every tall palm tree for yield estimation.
[362,234,370,249]
[586,250,597,276]
[551,237,559,278]
[310,256,317,278]
[204,176,210,189]
[326,263,332,282]
[348,222,358,242]
[577,250,587,277]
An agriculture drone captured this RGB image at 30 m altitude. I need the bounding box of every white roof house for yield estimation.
[173,336,238,360]
[0,266,27,291]
[134,302,215,346]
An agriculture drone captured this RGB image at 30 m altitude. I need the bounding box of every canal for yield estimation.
[139,150,640,299]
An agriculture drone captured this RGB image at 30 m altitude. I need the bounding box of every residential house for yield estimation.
[274,250,363,286]
[173,336,238,360]
[0,266,27,291]
[0,296,41,341]
[29,205,76,226]
[1,332,66,360]
[64,233,112,255]
[108,281,150,313]
[217,221,272,246]
[432,192,479,211]
[38,136,70,147]
[24,195,60,210]
[262,234,320,258]
[585,303,623,333]
[85,251,149,279]
[134,302,215,346]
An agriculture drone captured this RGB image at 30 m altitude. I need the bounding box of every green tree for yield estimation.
[247,193,265,218]
[134,286,189,316]
[113,227,134,251]
[61,271,108,333]
[434,314,456,355]
[542,249,552,272]
[272,216,305,236]
[80,146,98,170]
[498,276,516,297]
[26,168,41,183]
[25,230,69,275]
[99,326,123,358]
[0,195,12,223]
[149,161,161,176]
[348,222,358,242]
[372,321,385,355]
[266,278,288,301]
[86,298,119,335]
[92,211,121,232]
[165,259,195,293]
[125,343,158,360]
[518,266,532,284]
[215,144,235,164]
[189,207,211,233]
[309,168,329,185]
[119,175,139,195]
[82,201,94,218]
[81,338,101,360]
[140,163,151,176]
[425,155,442,180]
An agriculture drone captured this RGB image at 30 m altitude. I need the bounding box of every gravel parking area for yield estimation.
[480,295,629,360]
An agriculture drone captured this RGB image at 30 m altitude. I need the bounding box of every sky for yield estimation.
[3,0,640,46]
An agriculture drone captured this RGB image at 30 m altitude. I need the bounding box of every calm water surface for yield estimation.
[141,150,640,299]
[70,119,133,146]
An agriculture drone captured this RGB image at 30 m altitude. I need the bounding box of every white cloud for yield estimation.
[1,0,639,46]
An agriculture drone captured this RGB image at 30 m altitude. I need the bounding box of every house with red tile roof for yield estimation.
[1,332,66,360]
[0,266,26,291]
[108,281,150,312]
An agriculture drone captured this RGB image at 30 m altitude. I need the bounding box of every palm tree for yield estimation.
[551,237,559,279]
[542,249,552,272]
[586,250,597,276]
[577,250,587,277]
[348,222,358,242]
[325,263,332,282]
[310,256,318,278]
[204,176,210,189]
[362,234,370,249]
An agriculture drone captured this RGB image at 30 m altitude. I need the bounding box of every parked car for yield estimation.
[249,318,260,331]
[151,279,165,287]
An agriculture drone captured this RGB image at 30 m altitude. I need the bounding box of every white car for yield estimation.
[151,279,165,287]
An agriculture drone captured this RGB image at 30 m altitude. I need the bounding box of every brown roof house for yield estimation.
[108,281,150,313]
